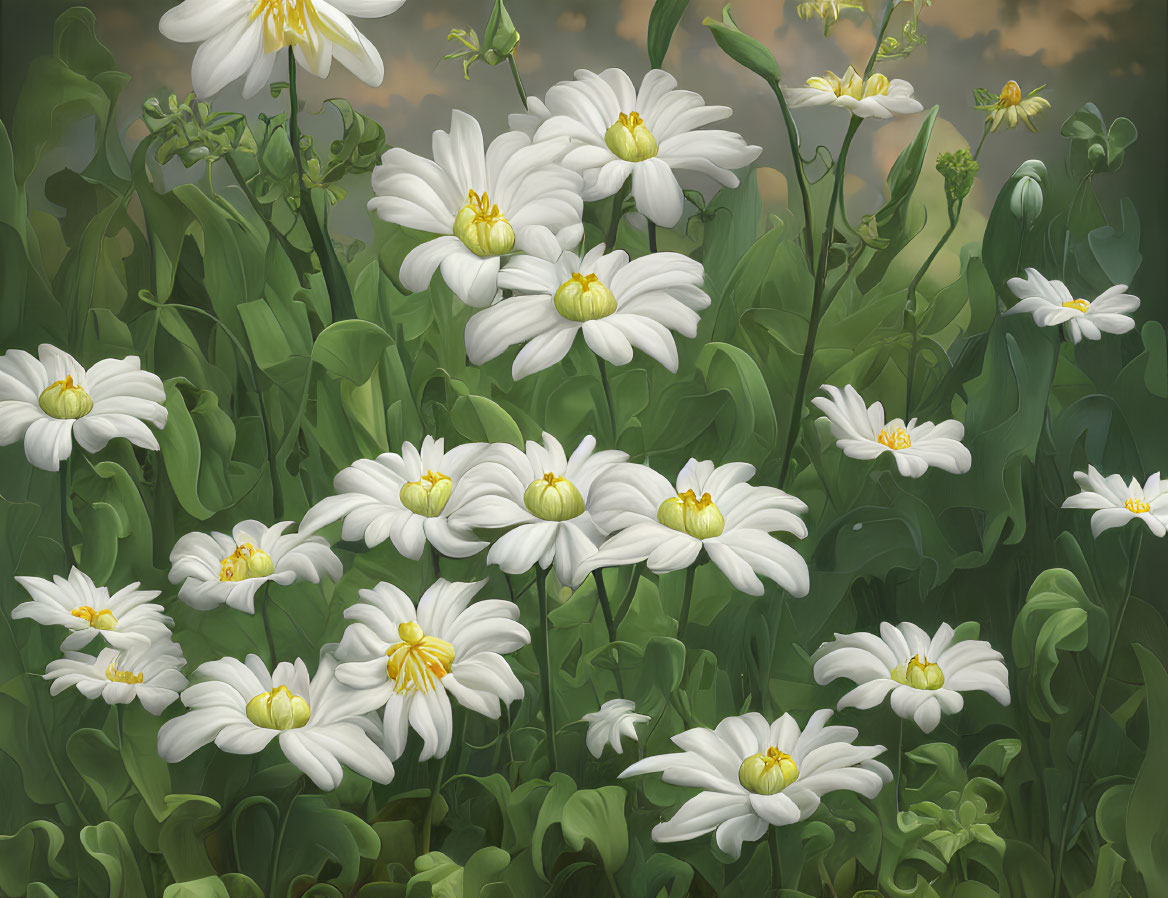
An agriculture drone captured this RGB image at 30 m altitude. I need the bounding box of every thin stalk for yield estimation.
[863,0,899,78]
[598,357,618,442]
[430,544,442,583]
[894,717,905,812]
[256,385,282,519]
[604,181,631,251]
[593,570,624,695]
[261,587,278,669]
[972,121,991,161]
[768,77,816,270]
[287,49,356,321]
[421,751,448,854]
[647,221,658,253]
[269,777,305,895]
[904,215,960,418]
[676,565,697,643]
[614,562,644,626]
[769,825,782,890]
[535,574,559,771]
[507,54,527,109]
[59,458,73,567]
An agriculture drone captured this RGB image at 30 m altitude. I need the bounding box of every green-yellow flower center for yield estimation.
[219,541,275,582]
[807,67,889,100]
[453,189,515,257]
[1062,298,1091,313]
[891,654,945,690]
[385,621,456,694]
[524,472,585,521]
[604,111,658,162]
[738,746,799,795]
[400,470,454,517]
[877,426,912,450]
[72,605,119,630]
[657,489,725,539]
[553,272,618,322]
[250,0,358,55]
[1125,497,1150,514]
[998,80,1022,107]
[105,663,144,685]
[245,685,311,730]
[38,375,93,419]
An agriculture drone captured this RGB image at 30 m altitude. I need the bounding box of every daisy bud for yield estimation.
[246,685,311,731]
[657,489,725,539]
[399,470,454,517]
[1010,175,1043,229]
[453,189,515,256]
[524,472,585,521]
[738,747,799,795]
[604,112,658,163]
[38,376,93,419]
[553,273,618,321]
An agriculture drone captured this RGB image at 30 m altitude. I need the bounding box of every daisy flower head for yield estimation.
[465,233,710,379]
[46,640,187,715]
[168,520,343,614]
[0,345,166,472]
[158,0,406,99]
[13,568,173,652]
[784,65,923,119]
[299,436,488,560]
[1063,466,1168,538]
[583,698,651,758]
[579,458,809,598]
[369,110,584,308]
[813,622,1010,733]
[517,68,761,227]
[333,579,529,761]
[1006,269,1139,344]
[811,384,971,477]
[157,652,394,790]
[975,80,1050,132]
[620,710,891,859]
[452,433,628,587]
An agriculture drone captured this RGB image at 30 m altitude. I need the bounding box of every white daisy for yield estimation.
[1062,466,1168,538]
[452,433,628,587]
[813,622,1011,733]
[157,652,394,791]
[168,519,343,614]
[368,110,584,308]
[465,234,710,379]
[518,68,761,227]
[579,459,809,598]
[811,384,971,478]
[299,436,488,559]
[1006,269,1139,344]
[13,567,173,652]
[158,0,405,99]
[582,698,650,758]
[333,578,529,761]
[45,640,187,715]
[0,345,167,472]
[784,66,923,119]
[620,710,891,860]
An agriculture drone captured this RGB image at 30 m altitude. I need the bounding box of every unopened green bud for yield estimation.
[1009,175,1043,228]
[936,149,979,204]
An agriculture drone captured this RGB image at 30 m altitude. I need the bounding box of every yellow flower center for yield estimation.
[400,470,454,517]
[250,0,358,55]
[71,605,119,630]
[218,542,275,582]
[891,654,945,690]
[807,67,889,100]
[553,272,618,322]
[105,663,144,685]
[1125,497,1151,514]
[245,685,311,730]
[385,621,456,694]
[877,426,912,450]
[38,375,93,419]
[453,189,515,257]
[657,489,725,539]
[1061,298,1091,313]
[524,472,586,522]
[738,746,799,795]
[604,111,658,162]
[998,80,1022,107]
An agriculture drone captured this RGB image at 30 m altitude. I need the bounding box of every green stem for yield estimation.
[430,544,442,584]
[894,717,905,812]
[261,588,278,669]
[769,824,782,890]
[507,54,527,109]
[604,181,630,251]
[535,574,559,771]
[287,49,356,321]
[647,221,658,253]
[421,751,448,855]
[593,570,624,695]
[864,0,899,78]
[768,78,816,270]
[972,121,991,161]
[904,214,961,418]
[598,357,618,442]
[222,153,312,284]
[59,458,73,568]
[614,562,644,626]
[269,777,305,895]
[676,565,697,643]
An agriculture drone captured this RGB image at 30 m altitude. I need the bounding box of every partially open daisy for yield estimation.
[1006,269,1139,344]
[45,640,187,715]
[784,66,923,119]
[976,80,1050,132]
[1063,466,1168,538]
[582,699,651,758]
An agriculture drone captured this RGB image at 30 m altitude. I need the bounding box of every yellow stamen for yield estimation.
[524,472,586,521]
[877,426,912,450]
[105,663,144,685]
[385,621,456,694]
[245,684,311,730]
[1062,298,1090,313]
[604,111,658,162]
[72,605,119,630]
[738,746,799,795]
[38,375,93,419]
[400,470,454,517]
[553,272,618,322]
[453,189,515,256]
[249,0,359,55]
[657,489,725,539]
[1125,497,1150,514]
[891,654,945,690]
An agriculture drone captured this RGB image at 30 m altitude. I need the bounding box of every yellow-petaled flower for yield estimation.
[977,80,1051,132]
[105,663,145,685]
[524,472,586,521]
[891,654,945,690]
[453,189,515,257]
[218,542,275,581]
[553,273,618,322]
[385,621,456,694]
[877,426,912,450]
[657,489,725,539]
[738,746,800,795]
[399,470,454,517]
[38,375,93,419]
[71,605,119,631]
[245,684,311,730]
[604,111,658,162]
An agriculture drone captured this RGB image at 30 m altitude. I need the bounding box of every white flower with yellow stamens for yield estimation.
[514,68,761,228]
[0,344,167,473]
[784,65,923,119]
[582,699,651,758]
[158,0,405,98]
[1006,269,1139,344]
[45,640,187,715]
[13,567,173,652]
[619,710,891,859]
[578,459,809,598]
[1062,466,1168,538]
[157,651,393,790]
[976,80,1051,132]
[811,384,971,477]
[168,520,342,614]
[299,436,487,560]
[465,235,710,378]
[813,622,1010,733]
[452,433,628,587]
[333,579,529,761]
[369,110,584,308]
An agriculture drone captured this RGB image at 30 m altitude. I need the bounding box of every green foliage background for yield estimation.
[0,4,1165,897]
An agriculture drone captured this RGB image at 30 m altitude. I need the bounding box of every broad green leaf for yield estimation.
[647,0,691,69]
[560,787,629,875]
[312,319,392,384]
[163,878,231,898]
[0,819,68,895]
[450,394,524,446]
[702,5,781,85]
[80,821,147,898]
[1128,645,1168,895]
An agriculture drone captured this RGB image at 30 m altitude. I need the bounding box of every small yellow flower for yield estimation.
[977,80,1051,132]
[797,0,863,36]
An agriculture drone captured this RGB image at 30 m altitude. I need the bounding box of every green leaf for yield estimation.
[1106,116,1138,164]
[312,319,392,384]
[163,878,231,898]
[702,5,781,85]
[696,341,778,464]
[871,106,939,238]
[1128,645,1168,895]
[80,821,147,898]
[560,787,629,875]
[450,394,524,446]
[647,0,691,69]
[0,820,69,895]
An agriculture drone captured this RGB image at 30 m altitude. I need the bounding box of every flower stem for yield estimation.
[286,49,356,322]
[535,573,559,771]
[769,825,782,890]
[269,776,305,895]
[904,214,960,418]
[593,570,624,695]
[614,562,644,626]
[972,121,991,161]
[421,750,448,855]
[768,78,816,270]
[647,221,658,253]
[261,587,278,670]
[598,357,618,442]
[604,181,630,251]
[894,716,905,812]
[59,457,73,568]
[430,544,442,584]
[507,54,528,109]
[676,564,697,643]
